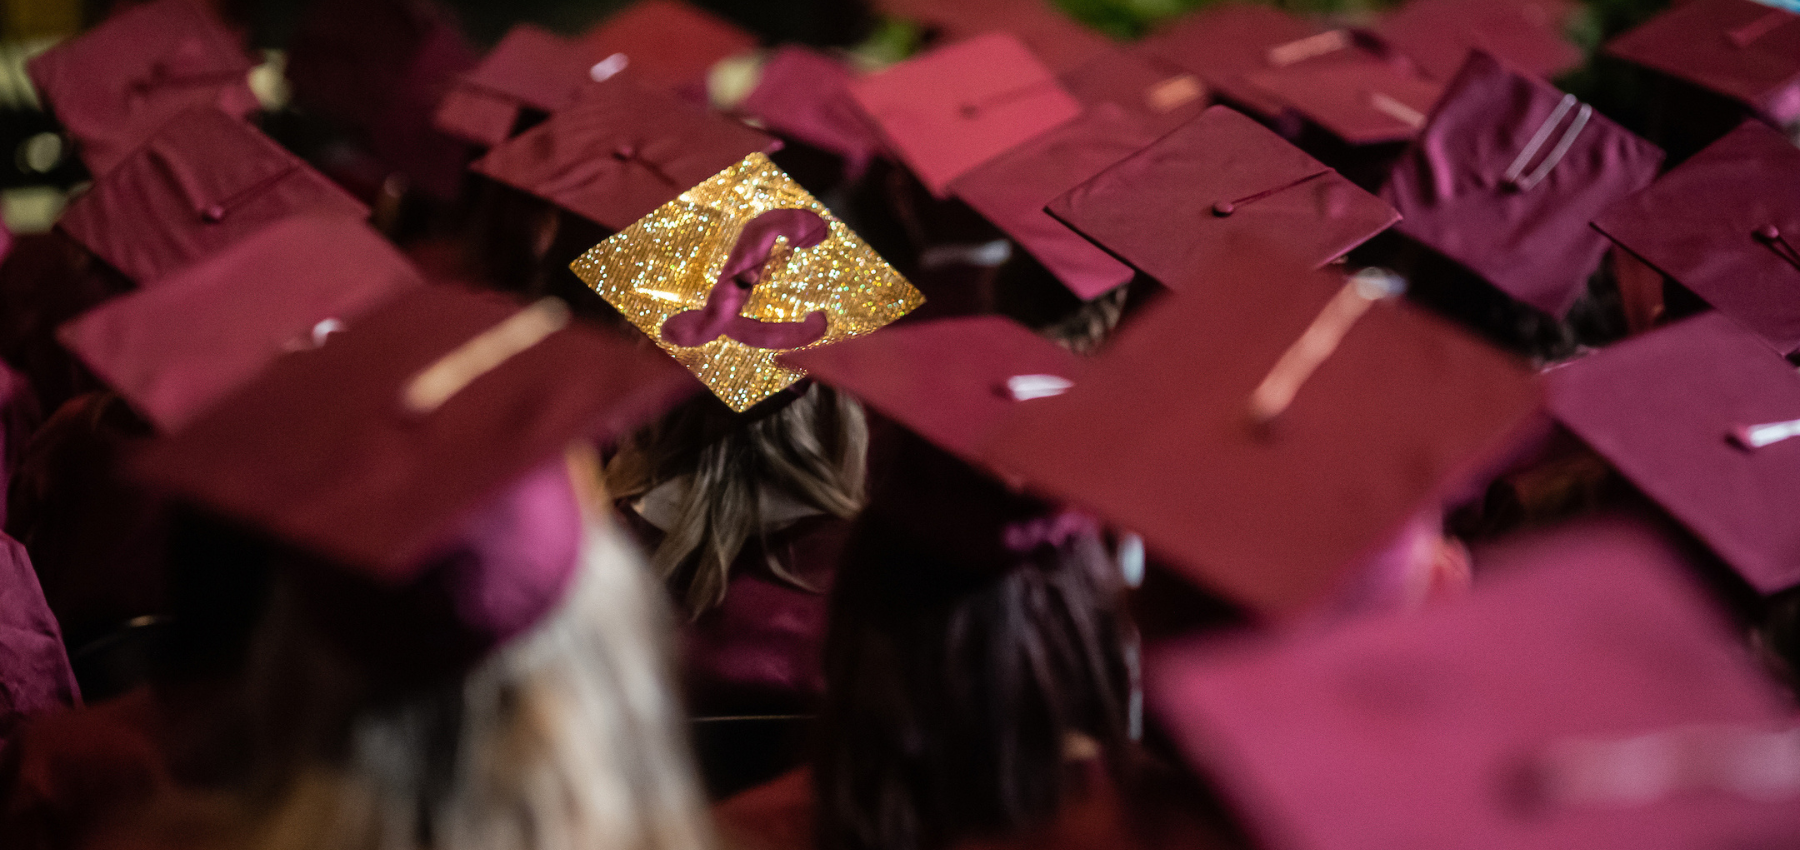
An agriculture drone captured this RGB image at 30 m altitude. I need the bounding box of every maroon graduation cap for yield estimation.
[1148,517,1800,850]
[1604,0,1800,126]
[1548,312,1800,595]
[469,76,776,231]
[875,0,1113,73]
[848,32,1084,197]
[1382,51,1664,317]
[1047,105,1400,289]
[55,107,369,286]
[25,0,259,177]
[736,46,884,179]
[988,243,1540,616]
[433,24,593,149]
[60,216,424,432]
[1059,47,1209,138]
[1376,0,1581,82]
[1592,120,1800,354]
[1137,2,1320,119]
[576,0,758,94]
[1243,43,1446,145]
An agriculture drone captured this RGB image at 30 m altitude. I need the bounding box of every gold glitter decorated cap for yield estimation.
[571,152,923,412]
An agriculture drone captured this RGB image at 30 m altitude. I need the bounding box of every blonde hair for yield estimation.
[213,517,717,850]
[606,384,868,615]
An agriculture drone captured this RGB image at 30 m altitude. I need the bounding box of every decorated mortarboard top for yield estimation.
[134,283,696,579]
[1047,105,1399,289]
[570,152,922,413]
[1241,40,1445,145]
[989,244,1538,616]
[784,315,1085,474]
[1382,51,1664,317]
[1548,313,1800,595]
[433,24,593,148]
[1058,47,1208,138]
[470,76,778,232]
[26,0,259,178]
[948,104,1153,300]
[1591,120,1800,354]
[60,217,424,433]
[1376,0,1581,82]
[56,107,369,286]
[736,47,883,177]
[578,0,758,93]
[1603,0,1800,125]
[1148,518,1800,850]
[1137,2,1319,119]
[848,32,1084,197]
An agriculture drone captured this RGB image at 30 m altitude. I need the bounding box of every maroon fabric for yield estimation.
[577,0,758,93]
[947,105,1152,300]
[1382,51,1664,317]
[784,315,1087,474]
[0,362,44,529]
[370,15,482,200]
[1059,48,1208,138]
[1244,45,1445,145]
[59,217,424,433]
[1591,120,1800,353]
[737,47,883,180]
[848,32,1084,197]
[1147,518,1799,850]
[0,532,80,765]
[1604,0,1800,125]
[0,233,125,418]
[989,247,1540,616]
[470,76,777,231]
[55,107,369,286]
[1377,0,1580,82]
[875,0,1113,73]
[24,0,258,178]
[1137,2,1319,118]
[1046,106,1399,289]
[1,688,169,850]
[661,209,830,349]
[433,24,591,148]
[133,284,697,580]
[1548,313,1800,594]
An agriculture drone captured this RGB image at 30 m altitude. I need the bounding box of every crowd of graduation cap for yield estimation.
[1,0,1799,848]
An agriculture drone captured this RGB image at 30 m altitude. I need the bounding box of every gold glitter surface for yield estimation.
[571,153,924,412]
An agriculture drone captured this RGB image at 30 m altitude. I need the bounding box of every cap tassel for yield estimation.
[1266,29,1351,67]
[1754,225,1800,272]
[195,161,303,223]
[1501,94,1592,192]
[957,77,1061,119]
[1727,8,1793,48]
[401,298,571,416]
[1515,724,1800,814]
[1212,169,1334,217]
[1368,92,1428,131]
[1728,417,1800,450]
[1248,269,1404,428]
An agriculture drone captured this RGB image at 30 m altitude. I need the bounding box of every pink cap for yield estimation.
[989,244,1539,615]
[59,216,424,432]
[1137,2,1319,119]
[1148,518,1800,850]
[948,104,1153,300]
[1377,0,1581,82]
[1058,47,1210,138]
[1604,0,1800,125]
[1244,45,1446,145]
[1047,105,1400,289]
[577,0,758,93]
[469,76,777,231]
[434,24,591,149]
[1382,51,1664,317]
[1548,312,1800,594]
[848,32,1083,197]
[1591,120,1800,354]
[875,0,1113,73]
[55,107,369,286]
[783,315,1086,473]
[736,46,884,179]
[25,0,258,177]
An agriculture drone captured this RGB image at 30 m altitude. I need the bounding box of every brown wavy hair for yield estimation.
[605,383,868,615]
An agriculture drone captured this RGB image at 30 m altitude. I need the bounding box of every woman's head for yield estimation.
[812,453,1132,850]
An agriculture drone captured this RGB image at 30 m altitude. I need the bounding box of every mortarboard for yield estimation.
[1382,51,1664,317]
[570,153,922,412]
[848,32,1084,197]
[1547,312,1800,595]
[433,24,593,149]
[1376,0,1581,82]
[1059,47,1209,138]
[470,76,777,232]
[365,10,481,200]
[874,0,1112,73]
[948,104,1153,300]
[736,46,884,180]
[577,0,758,94]
[25,0,259,178]
[55,107,369,286]
[1243,44,1446,146]
[59,216,424,433]
[989,245,1539,616]
[1147,518,1800,850]
[1137,2,1319,119]
[784,315,1086,474]
[1603,0,1800,126]
[284,0,475,137]
[1591,120,1800,354]
[1046,105,1400,289]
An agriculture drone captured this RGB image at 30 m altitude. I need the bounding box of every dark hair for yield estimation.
[811,506,1132,850]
